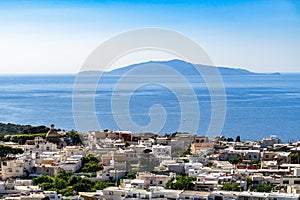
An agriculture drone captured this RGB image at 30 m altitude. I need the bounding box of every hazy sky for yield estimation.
[0,0,299,74]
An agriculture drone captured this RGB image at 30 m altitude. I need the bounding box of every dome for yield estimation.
[45,124,60,143]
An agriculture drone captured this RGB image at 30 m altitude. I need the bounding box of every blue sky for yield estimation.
[0,0,299,73]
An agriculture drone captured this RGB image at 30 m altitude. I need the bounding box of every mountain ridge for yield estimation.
[79,59,280,76]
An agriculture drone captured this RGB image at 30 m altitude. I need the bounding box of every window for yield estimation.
[248,155,252,158]
[283,180,289,184]
[294,180,300,184]
[159,181,163,184]
[254,155,257,159]
[266,155,269,158]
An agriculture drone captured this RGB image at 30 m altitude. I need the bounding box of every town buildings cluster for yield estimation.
[1,125,300,200]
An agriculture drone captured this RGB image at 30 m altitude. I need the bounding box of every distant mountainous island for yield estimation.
[80,59,280,76]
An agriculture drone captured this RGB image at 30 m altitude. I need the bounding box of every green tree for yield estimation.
[94,181,115,190]
[291,153,300,164]
[221,183,241,191]
[235,135,241,142]
[256,184,272,192]
[68,175,82,186]
[82,162,102,173]
[55,170,74,180]
[81,154,99,165]
[229,158,242,165]
[250,160,261,168]
[65,131,82,145]
[124,141,130,147]
[0,123,49,135]
[126,172,136,179]
[0,145,24,158]
[9,134,46,144]
[165,175,195,190]
[58,187,75,197]
[32,168,115,196]
[32,175,53,186]
[80,154,102,172]
[73,178,95,192]
[39,182,54,190]
[53,177,67,190]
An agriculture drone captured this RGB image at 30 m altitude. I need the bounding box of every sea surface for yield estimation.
[0,74,299,142]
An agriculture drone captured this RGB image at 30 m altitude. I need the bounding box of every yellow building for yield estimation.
[1,160,24,180]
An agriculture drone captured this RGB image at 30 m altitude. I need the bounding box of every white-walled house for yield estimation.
[60,156,82,172]
[184,162,203,174]
[260,136,281,148]
[63,146,87,156]
[245,150,261,161]
[122,179,145,190]
[136,172,174,189]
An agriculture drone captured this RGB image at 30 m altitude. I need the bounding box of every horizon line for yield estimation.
[0,59,299,75]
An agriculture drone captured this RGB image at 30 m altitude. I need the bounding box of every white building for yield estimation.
[136,172,174,189]
[1,160,24,180]
[184,162,203,174]
[122,179,144,190]
[245,150,261,161]
[260,135,281,148]
[60,156,82,172]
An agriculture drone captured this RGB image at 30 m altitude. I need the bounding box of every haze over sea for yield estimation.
[0,71,300,142]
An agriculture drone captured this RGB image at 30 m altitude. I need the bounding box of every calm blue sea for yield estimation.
[0,74,299,142]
